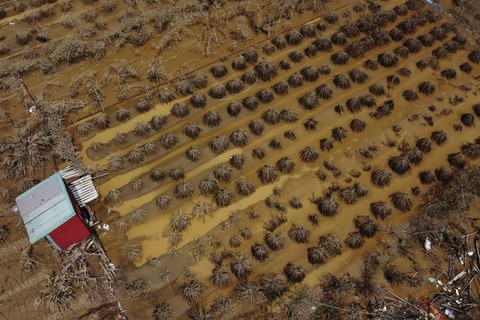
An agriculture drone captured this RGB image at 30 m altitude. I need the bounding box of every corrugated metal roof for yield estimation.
[49,214,91,250]
[59,166,84,180]
[15,172,75,244]
[68,175,99,208]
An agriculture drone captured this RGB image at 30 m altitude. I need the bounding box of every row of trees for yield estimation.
[149,159,480,318]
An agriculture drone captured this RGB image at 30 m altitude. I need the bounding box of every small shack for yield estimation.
[15,171,98,251]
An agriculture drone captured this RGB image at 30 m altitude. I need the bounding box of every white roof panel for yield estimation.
[15,172,75,244]
[69,175,99,208]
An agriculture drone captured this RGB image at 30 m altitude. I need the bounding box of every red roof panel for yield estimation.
[48,215,90,250]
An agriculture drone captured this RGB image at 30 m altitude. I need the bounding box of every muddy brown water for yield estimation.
[1,0,479,319]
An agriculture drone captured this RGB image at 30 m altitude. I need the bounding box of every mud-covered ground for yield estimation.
[0,1,479,319]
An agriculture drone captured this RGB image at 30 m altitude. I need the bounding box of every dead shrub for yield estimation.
[209,84,226,99]
[258,273,287,302]
[189,72,208,89]
[319,234,342,256]
[229,154,245,169]
[105,188,122,205]
[251,242,270,262]
[150,115,168,131]
[192,201,213,222]
[171,103,190,118]
[431,130,447,145]
[230,254,252,281]
[16,30,32,45]
[128,207,146,224]
[232,281,264,306]
[460,62,472,73]
[345,232,364,249]
[390,192,413,212]
[370,201,392,220]
[0,43,10,55]
[264,232,286,251]
[210,265,231,288]
[272,35,287,49]
[307,246,327,265]
[175,80,194,97]
[331,51,349,65]
[236,179,255,196]
[214,188,234,207]
[251,148,265,159]
[283,262,305,283]
[371,168,392,187]
[226,78,244,94]
[378,53,398,67]
[153,302,173,320]
[254,60,277,82]
[124,244,142,264]
[388,155,411,175]
[170,211,191,231]
[461,113,475,127]
[210,63,228,78]
[93,113,110,130]
[256,165,277,184]
[203,111,222,127]
[169,167,185,181]
[286,29,303,45]
[209,136,229,155]
[179,280,203,304]
[354,216,377,237]
[115,108,130,122]
[75,122,93,137]
[150,168,166,183]
[158,88,175,103]
[136,99,153,113]
[333,75,351,89]
[35,270,75,312]
[229,129,249,147]
[51,36,105,65]
[288,224,310,243]
[227,102,241,117]
[276,157,295,174]
[435,167,454,184]
[198,177,218,196]
[317,195,339,217]
[0,225,10,244]
[156,195,171,210]
[174,182,194,200]
[418,170,435,185]
[133,122,151,137]
[160,133,178,150]
[108,155,126,172]
[183,123,201,139]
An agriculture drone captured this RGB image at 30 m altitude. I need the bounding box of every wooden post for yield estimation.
[19,78,39,112]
